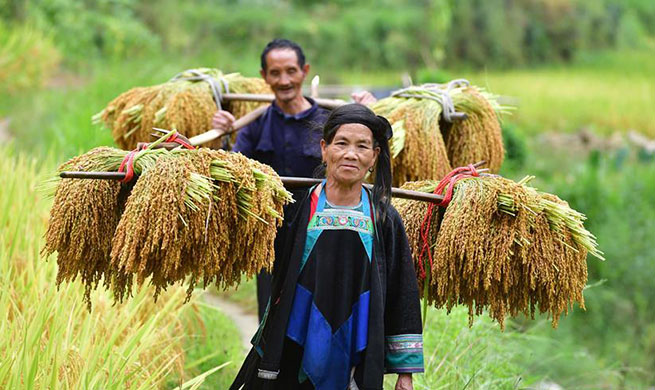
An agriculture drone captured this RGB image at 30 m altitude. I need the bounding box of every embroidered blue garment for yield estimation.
[286,185,374,390]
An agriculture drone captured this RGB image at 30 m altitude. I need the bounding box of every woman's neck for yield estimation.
[323,178,361,207]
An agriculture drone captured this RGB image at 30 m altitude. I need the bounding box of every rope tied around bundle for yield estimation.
[170,69,230,110]
[391,79,470,123]
[118,130,196,183]
[118,148,141,183]
[416,163,482,279]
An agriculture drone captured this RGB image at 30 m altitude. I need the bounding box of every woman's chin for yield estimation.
[332,172,364,186]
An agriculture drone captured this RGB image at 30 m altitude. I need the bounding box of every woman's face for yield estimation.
[321,123,380,186]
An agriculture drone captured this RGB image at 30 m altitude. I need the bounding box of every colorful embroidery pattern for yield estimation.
[308,208,373,235]
[384,334,424,373]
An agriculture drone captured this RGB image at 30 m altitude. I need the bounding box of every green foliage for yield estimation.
[2,0,653,69]
[444,0,653,68]
[1,0,159,62]
[500,122,527,171]
[415,67,453,84]
[0,21,60,94]
[616,9,650,49]
[461,50,655,137]
[543,154,655,386]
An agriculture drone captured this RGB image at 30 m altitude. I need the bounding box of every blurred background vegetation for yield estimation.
[1,0,654,388]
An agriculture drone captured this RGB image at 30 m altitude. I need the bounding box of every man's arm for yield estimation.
[211,110,236,137]
[211,109,259,156]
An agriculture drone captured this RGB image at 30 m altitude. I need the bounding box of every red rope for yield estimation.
[118,150,138,183]
[117,143,148,183]
[416,164,480,279]
[117,134,195,183]
[165,133,195,150]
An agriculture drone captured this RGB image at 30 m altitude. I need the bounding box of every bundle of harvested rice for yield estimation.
[43,147,131,309]
[387,81,508,179]
[370,95,452,186]
[45,141,292,306]
[443,86,506,172]
[92,68,270,150]
[392,168,603,329]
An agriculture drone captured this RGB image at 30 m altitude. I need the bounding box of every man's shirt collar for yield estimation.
[271,97,319,120]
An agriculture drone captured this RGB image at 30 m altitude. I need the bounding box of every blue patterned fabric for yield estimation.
[286,285,370,388]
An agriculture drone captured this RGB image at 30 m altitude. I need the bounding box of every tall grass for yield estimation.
[393,307,526,390]
[462,50,655,137]
[1,59,183,158]
[166,303,244,389]
[0,146,232,389]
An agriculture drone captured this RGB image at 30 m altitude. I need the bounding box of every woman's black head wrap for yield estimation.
[322,103,393,221]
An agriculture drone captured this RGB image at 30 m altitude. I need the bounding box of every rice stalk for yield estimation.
[43,147,132,309]
[445,86,506,172]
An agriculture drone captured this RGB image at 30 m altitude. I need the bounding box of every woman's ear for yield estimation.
[320,139,327,164]
[371,146,381,170]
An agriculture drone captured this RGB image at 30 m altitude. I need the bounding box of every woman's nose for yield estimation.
[343,147,358,159]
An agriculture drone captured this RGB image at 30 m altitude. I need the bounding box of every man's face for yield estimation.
[260,48,309,104]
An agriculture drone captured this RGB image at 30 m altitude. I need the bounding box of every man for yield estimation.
[212,39,376,320]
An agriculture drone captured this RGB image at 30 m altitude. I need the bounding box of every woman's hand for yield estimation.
[395,373,413,390]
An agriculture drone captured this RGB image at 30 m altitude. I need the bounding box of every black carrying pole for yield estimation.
[59,161,487,204]
[59,171,447,204]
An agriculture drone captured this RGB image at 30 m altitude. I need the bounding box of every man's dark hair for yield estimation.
[260,39,306,71]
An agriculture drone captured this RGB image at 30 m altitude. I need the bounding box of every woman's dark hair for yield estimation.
[260,39,306,71]
[322,103,393,221]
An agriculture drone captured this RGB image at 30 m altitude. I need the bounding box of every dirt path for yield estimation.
[202,292,259,351]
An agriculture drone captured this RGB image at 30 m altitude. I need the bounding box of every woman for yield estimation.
[231,104,423,390]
